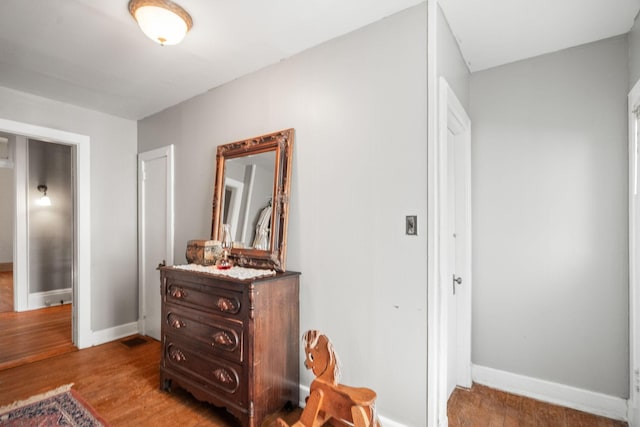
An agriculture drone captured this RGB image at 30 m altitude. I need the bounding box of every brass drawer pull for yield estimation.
[212,331,234,347]
[216,297,239,313]
[169,348,186,363]
[170,287,187,299]
[212,368,234,385]
[167,314,185,329]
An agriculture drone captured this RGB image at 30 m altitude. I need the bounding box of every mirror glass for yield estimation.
[222,151,276,250]
[211,129,294,271]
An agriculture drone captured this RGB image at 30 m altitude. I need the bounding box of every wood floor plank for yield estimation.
[0,304,76,370]
[448,384,627,427]
[0,271,13,313]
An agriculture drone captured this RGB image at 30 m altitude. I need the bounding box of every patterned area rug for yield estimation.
[0,384,109,426]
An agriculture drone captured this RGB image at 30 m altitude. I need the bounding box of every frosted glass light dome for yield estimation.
[129,0,193,46]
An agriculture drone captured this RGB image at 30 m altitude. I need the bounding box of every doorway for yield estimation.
[138,145,174,340]
[0,135,78,369]
[0,118,91,349]
[442,78,472,397]
[0,133,14,313]
[433,77,472,426]
[445,123,472,397]
[27,139,74,309]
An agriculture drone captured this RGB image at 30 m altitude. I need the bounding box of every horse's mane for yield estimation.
[303,330,342,383]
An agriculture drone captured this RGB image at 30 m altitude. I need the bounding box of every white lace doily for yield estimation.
[173,264,276,280]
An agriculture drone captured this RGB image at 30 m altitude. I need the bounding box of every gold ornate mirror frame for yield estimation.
[211,129,294,271]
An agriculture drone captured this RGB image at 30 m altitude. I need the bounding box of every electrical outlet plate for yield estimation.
[406,215,417,235]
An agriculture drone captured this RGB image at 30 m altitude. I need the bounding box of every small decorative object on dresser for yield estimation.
[185,240,222,265]
[215,224,234,270]
[160,266,300,427]
[277,330,381,427]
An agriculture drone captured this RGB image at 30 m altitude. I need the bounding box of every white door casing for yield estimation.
[138,145,174,340]
[628,79,640,427]
[223,176,244,242]
[437,77,472,425]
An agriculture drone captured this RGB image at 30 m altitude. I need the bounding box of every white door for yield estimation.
[138,146,174,341]
[446,128,458,397]
[446,126,471,397]
[440,78,472,403]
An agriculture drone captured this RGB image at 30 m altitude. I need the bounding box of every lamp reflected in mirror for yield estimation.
[215,224,233,270]
[36,184,51,207]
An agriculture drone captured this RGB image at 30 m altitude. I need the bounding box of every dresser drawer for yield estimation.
[165,278,243,319]
[164,339,246,406]
[164,304,244,363]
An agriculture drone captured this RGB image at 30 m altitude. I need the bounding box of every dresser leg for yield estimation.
[160,375,172,392]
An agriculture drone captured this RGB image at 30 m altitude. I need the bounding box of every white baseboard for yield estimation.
[472,364,628,421]
[28,288,72,309]
[629,397,640,427]
[377,414,409,427]
[92,322,139,346]
[298,384,409,427]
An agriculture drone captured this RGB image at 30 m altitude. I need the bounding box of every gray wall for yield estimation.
[139,4,427,425]
[0,166,13,264]
[437,4,470,109]
[470,36,629,397]
[630,13,640,90]
[28,140,72,293]
[0,86,138,332]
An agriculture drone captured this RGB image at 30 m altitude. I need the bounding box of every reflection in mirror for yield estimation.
[222,151,276,250]
[211,128,294,271]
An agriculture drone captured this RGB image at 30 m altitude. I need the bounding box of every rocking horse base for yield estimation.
[275,388,378,427]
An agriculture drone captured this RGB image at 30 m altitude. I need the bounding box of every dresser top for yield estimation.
[161,265,300,284]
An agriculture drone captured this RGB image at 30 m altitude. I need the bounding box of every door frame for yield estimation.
[429,77,472,426]
[137,145,174,336]
[1,118,91,349]
[628,79,640,427]
[223,176,244,241]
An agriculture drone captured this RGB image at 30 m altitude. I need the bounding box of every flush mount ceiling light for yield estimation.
[128,0,193,46]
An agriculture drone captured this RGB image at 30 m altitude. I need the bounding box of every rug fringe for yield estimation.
[0,383,74,414]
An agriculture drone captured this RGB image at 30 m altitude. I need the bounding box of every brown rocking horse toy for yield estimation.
[277,330,381,427]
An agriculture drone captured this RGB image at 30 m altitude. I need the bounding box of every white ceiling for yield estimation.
[439,0,640,72]
[0,1,638,120]
[0,0,424,120]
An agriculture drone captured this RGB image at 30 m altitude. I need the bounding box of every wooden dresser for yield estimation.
[159,267,300,427]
